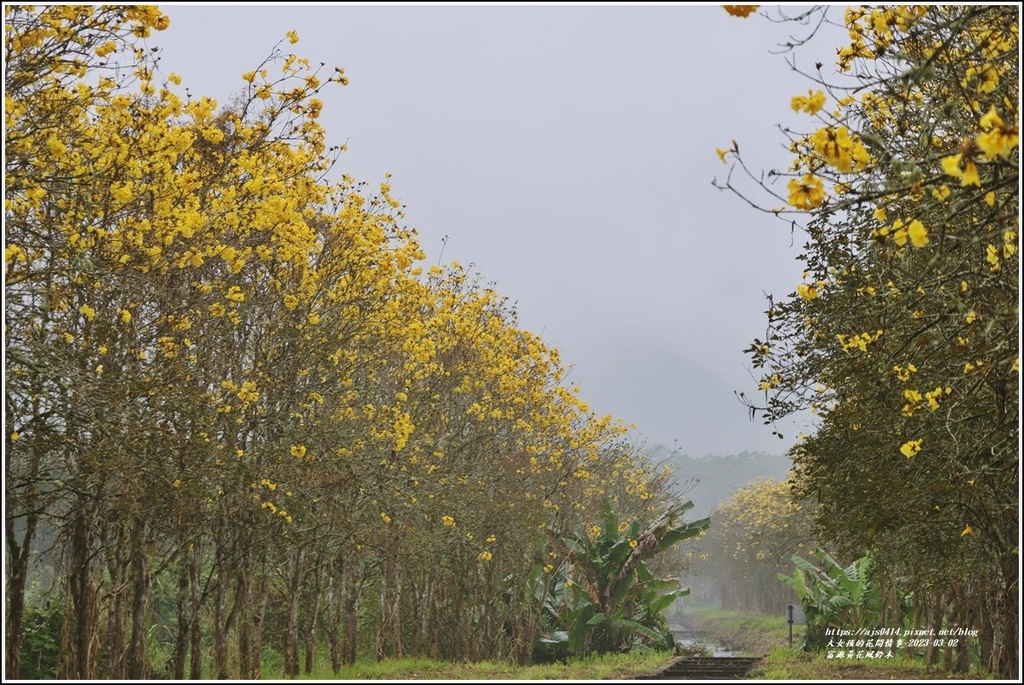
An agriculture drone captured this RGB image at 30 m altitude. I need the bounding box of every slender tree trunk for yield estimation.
[190,543,204,680]
[283,546,306,677]
[343,561,361,667]
[63,504,99,679]
[5,509,37,680]
[302,568,321,675]
[212,561,229,679]
[238,555,253,679]
[987,560,1018,680]
[376,561,390,660]
[326,572,342,674]
[127,516,151,679]
[251,552,270,678]
[171,547,191,680]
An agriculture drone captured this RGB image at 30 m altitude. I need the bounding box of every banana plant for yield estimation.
[778,547,882,650]
[536,501,710,658]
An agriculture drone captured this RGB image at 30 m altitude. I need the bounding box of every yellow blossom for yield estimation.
[893,363,917,381]
[46,136,67,157]
[961,159,980,187]
[797,283,819,300]
[931,185,951,202]
[986,244,1001,271]
[907,219,929,248]
[900,439,923,458]
[940,153,963,178]
[976,106,1018,159]
[791,90,826,115]
[290,444,307,458]
[787,174,825,210]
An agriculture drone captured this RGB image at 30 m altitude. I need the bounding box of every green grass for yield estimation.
[259,649,674,680]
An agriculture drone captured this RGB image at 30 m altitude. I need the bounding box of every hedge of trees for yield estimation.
[4,6,691,678]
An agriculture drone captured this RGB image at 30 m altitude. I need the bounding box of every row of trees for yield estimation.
[720,5,1018,678]
[698,478,814,616]
[4,6,689,678]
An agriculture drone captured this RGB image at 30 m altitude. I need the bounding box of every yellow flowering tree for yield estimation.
[699,478,815,615]
[4,6,690,677]
[718,5,1017,677]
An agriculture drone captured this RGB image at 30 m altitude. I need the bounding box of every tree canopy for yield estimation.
[718,5,1018,678]
[4,6,692,678]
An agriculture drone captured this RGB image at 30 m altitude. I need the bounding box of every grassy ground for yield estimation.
[680,607,989,680]
[262,649,674,680]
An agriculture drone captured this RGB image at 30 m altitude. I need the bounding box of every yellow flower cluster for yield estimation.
[796,283,820,301]
[892,363,917,381]
[900,439,923,458]
[791,90,826,115]
[787,174,825,210]
[808,126,870,173]
[837,330,883,353]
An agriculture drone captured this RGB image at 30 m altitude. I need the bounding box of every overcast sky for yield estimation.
[151,3,838,458]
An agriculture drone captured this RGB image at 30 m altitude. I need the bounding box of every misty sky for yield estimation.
[150,3,840,458]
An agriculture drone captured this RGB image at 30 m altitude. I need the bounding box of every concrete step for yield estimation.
[636,655,763,680]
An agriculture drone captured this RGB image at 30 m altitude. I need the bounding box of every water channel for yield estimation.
[668,621,745,657]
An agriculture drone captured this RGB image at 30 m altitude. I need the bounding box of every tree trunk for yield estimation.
[326,572,342,674]
[212,562,229,679]
[63,504,99,679]
[171,555,190,680]
[302,567,321,674]
[238,557,253,679]
[5,508,37,680]
[190,543,204,680]
[342,560,361,667]
[283,546,306,677]
[127,516,152,679]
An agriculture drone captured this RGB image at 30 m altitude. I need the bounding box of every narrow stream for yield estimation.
[668,622,742,657]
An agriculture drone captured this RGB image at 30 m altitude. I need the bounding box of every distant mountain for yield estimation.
[645,446,793,518]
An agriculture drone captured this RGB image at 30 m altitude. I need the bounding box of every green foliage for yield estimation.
[536,501,709,659]
[778,548,882,650]
[18,601,63,680]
